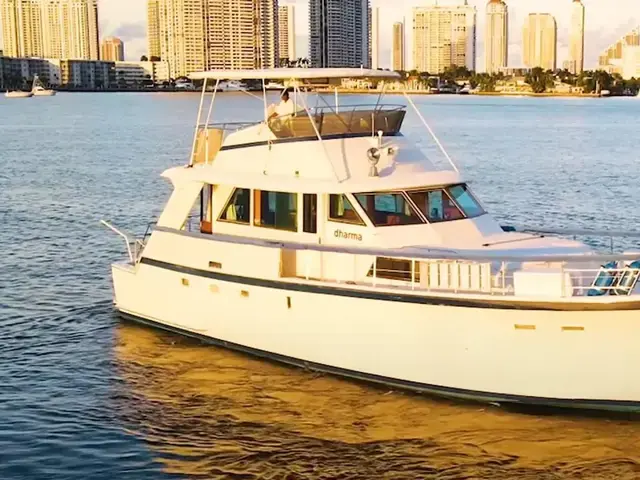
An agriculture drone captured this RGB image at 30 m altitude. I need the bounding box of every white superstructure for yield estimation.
[104,68,640,413]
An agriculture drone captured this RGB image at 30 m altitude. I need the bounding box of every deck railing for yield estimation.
[152,224,640,300]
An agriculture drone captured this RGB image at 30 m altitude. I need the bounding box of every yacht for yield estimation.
[104,68,640,412]
[31,75,56,96]
[4,90,33,98]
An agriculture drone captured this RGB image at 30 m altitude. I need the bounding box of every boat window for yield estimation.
[303,194,317,234]
[328,194,365,225]
[408,189,465,223]
[367,257,420,282]
[354,192,423,227]
[219,188,250,224]
[446,184,485,218]
[254,190,298,232]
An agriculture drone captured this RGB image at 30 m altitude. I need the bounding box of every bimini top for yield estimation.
[189,68,401,81]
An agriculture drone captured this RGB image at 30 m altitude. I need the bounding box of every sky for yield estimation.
[3,0,640,69]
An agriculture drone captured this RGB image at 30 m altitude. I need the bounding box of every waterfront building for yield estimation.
[370,6,379,69]
[598,27,640,78]
[147,0,161,59]
[0,0,100,60]
[101,36,124,62]
[157,0,278,78]
[0,55,113,88]
[485,0,508,74]
[115,60,170,85]
[309,0,370,68]
[392,21,405,71]
[522,13,557,71]
[412,2,477,74]
[0,0,44,57]
[569,0,585,74]
[42,0,99,60]
[278,4,296,65]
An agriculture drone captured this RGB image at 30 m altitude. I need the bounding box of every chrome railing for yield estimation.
[101,220,147,265]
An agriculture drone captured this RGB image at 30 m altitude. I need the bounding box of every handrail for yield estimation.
[153,226,640,264]
[198,104,406,131]
[101,220,137,264]
[512,225,640,239]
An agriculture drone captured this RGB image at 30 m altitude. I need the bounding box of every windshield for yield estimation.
[354,192,423,226]
[353,184,485,226]
[408,184,485,223]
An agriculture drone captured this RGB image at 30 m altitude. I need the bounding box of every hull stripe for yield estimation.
[117,309,640,412]
[138,257,640,311]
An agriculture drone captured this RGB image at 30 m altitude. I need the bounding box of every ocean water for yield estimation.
[2,92,640,479]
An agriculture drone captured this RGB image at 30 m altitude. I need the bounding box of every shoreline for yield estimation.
[0,87,620,98]
[315,88,606,97]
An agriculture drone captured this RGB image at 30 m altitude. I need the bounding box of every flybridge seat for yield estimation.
[269,105,406,139]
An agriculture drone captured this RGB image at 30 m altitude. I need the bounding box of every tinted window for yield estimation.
[355,192,423,226]
[446,184,485,218]
[220,188,250,224]
[408,189,464,223]
[329,194,365,225]
[254,190,297,232]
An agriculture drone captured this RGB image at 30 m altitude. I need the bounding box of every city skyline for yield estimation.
[1,0,639,71]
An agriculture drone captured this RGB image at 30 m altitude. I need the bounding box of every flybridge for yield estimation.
[187,67,460,174]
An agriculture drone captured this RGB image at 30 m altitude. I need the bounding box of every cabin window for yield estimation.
[367,257,420,282]
[303,194,317,233]
[354,192,423,227]
[220,188,250,224]
[328,194,365,225]
[407,184,485,223]
[446,184,485,218]
[199,185,213,233]
[254,190,298,232]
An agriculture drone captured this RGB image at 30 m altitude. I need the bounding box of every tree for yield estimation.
[525,67,553,93]
[150,56,160,62]
[140,55,148,62]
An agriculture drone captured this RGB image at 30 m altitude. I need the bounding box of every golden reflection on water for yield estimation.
[112,321,640,479]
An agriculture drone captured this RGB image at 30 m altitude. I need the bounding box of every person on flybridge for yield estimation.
[269,88,297,119]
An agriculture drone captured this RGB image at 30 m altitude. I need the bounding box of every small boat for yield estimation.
[31,75,56,96]
[103,68,640,413]
[4,90,33,98]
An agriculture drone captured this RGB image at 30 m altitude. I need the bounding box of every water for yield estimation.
[2,92,640,479]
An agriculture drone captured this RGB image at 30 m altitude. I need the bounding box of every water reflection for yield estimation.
[112,319,640,479]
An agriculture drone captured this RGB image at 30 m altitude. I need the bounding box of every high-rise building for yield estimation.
[0,0,44,57]
[568,0,585,74]
[569,0,584,74]
[309,0,370,68]
[522,13,557,71]
[485,0,508,73]
[147,0,161,59]
[598,27,640,79]
[412,2,477,74]
[370,6,379,69]
[157,0,278,78]
[0,0,99,60]
[101,36,124,61]
[278,4,295,65]
[392,21,405,71]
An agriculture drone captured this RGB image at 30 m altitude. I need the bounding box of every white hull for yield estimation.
[5,91,33,98]
[33,89,56,96]
[111,235,640,412]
